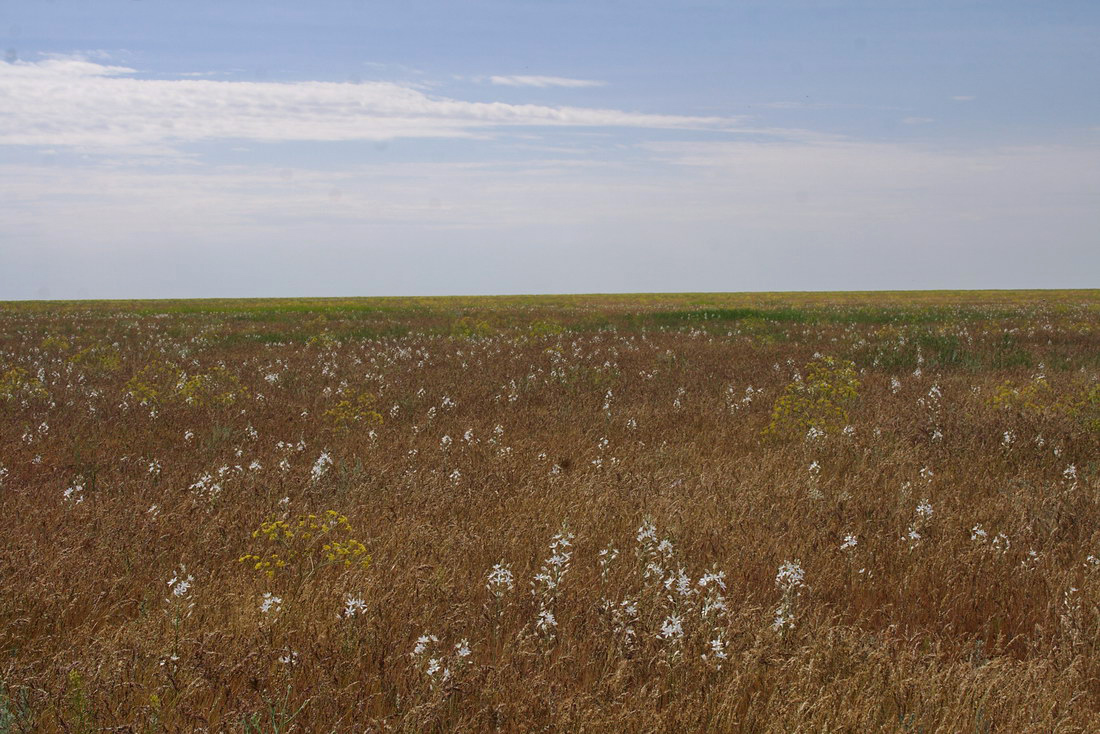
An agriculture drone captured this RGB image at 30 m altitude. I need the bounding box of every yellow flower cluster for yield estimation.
[992,377,1099,434]
[764,356,860,438]
[0,367,48,401]
[68,344,122,373]
[40,335,71,352]
[123,360,182,408]
[990,377,1050,414]
[451,316,493,338]
[529,320,564,338]
[306,330,341,348]
[238,510,371,580]
[323,389,383,432]
[178,366,248,407]
[323,538,370,565]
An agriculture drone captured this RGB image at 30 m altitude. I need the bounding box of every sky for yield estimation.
[1,0,1098,299]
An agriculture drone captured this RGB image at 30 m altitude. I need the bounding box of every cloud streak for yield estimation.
[0,59,727,152]
[489,75,606,88]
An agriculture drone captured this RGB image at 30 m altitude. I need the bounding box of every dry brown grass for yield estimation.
[0,291,1098,732]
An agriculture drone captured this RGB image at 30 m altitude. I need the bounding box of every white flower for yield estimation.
[698,570,726,590]
[971,525,988,542]
[840,534,858,550]
[341,595,368,619]
[167,568,194,598]
[260,593,283,615]
[776,560,805,590]
[658,614,684,641]
[412,634,439,657]
[702,633,728,669]
[536,608,557,632]
[486,563,514,599]
[772,562,804,632]
[664,567,693,600]
[62,483,84,504]
[310,451,333,482]
[184,430,194,441]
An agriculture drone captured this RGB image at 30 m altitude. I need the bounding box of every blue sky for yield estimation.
[2,0,1098,298]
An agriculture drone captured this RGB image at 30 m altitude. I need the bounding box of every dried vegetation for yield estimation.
[0,290,1098,732]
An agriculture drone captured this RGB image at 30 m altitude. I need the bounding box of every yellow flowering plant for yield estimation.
[764,356,860,439]
[68,344,122,373]
[123,360,182,409]
[238,510,371,591]
[177,366,248,407]
[0,366,48,401]
[322,389,383,432]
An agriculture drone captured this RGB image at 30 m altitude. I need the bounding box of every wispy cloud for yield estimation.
[489,75,606,88]
[5,138,1097,298]
[902,117,934,125]
[755,101,835,110]
[0,59,727,153]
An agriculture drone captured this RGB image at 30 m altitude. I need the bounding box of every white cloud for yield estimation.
[3,138,1098,297]
[902,117,934,125]
[5,139,1096,240]
[0,59,716,152]
[755,101,833,110]
[489,75,606,88]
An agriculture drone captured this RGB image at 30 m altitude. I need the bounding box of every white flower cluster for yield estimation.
[310,450,333,482]
[531,524,575,641]
[411,634,472,690]
[773,559,805,633]
[486,563,514,600]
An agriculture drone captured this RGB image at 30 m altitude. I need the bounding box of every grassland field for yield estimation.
[1,290,1098,732]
